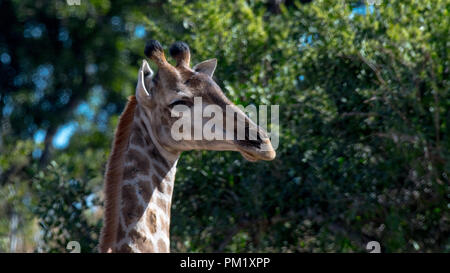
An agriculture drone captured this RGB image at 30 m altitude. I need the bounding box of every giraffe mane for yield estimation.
[99,95,137,253]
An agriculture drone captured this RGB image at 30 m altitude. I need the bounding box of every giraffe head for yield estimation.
[135,40,275,162]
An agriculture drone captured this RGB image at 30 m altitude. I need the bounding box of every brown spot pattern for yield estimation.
[130,129,145,147]
[123,165,138,181]
[153,163,167,180]
[121,185,144,226]
[146,209,157,233]
[152,175,164,193]
[157,197,168,214]
[137,179,153,201]
[157,239,168,253]
[127,148,150,174]
[166,183,173,195]
[117,243,132,253]
[150,146,170,169]
[138,120,153,146]
[129,230,154,253]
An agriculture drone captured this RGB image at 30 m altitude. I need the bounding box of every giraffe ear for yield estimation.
[136,60,154,103]
[193,58,217,77]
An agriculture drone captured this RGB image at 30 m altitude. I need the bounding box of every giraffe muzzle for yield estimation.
[236,122,276,162]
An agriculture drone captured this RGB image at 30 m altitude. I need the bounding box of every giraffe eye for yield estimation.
[169,100,193,108]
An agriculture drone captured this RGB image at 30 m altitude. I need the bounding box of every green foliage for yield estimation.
[33,161,101,253]
[0,138,38,252]
[0,0,448,252]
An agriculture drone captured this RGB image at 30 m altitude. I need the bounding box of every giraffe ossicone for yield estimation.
[99,40,276,253]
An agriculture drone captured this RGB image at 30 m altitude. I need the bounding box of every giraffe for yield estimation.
[98,40,276,253]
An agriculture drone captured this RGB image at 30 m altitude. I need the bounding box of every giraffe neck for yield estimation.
[114,105,179,252]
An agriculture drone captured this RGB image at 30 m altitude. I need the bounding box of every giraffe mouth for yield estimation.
[234,121,276,161]
[237,138,276,162]
[240,150,258,162]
